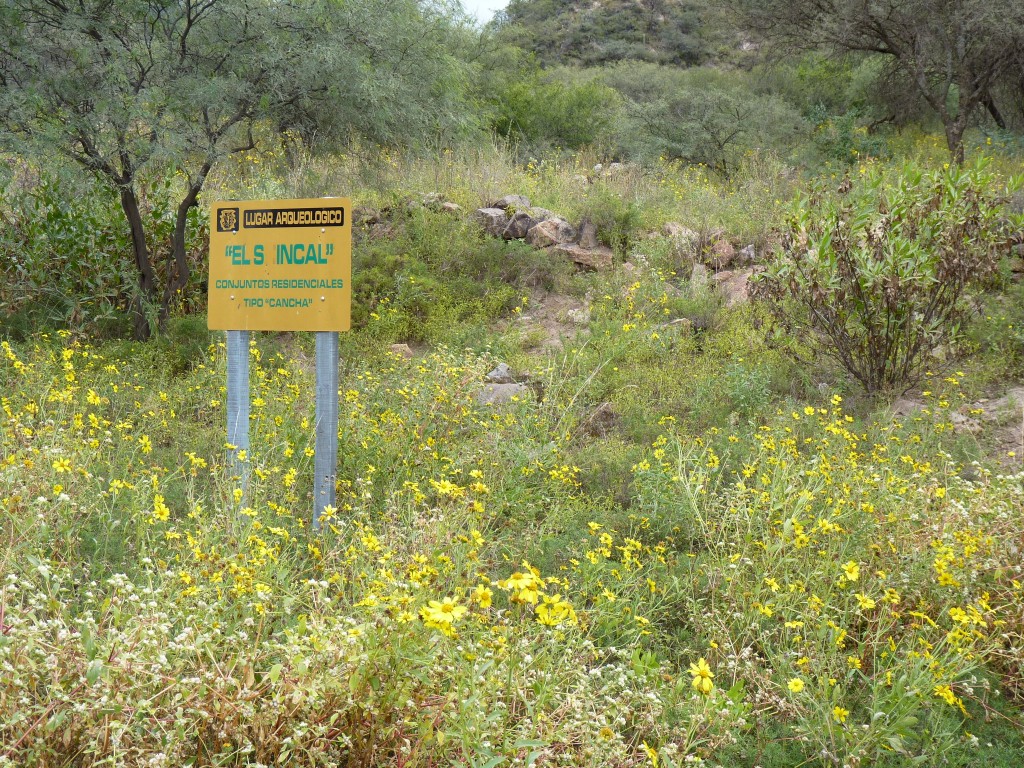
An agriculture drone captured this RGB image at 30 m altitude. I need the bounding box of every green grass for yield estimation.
[2,143,1024,767]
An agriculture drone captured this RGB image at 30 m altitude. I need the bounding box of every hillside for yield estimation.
[497,0,711,66]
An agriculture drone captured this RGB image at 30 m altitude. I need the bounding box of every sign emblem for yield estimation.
[217,207,239,233]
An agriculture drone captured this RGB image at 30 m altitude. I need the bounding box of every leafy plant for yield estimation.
[582,183,644,254]
[489,69,621,152]
[754,161,1021,393]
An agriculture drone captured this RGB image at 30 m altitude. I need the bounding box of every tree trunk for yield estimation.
[118,185,156,340]
[944,115,967,165]
[984,94,1006,130]
[160,162,212,326]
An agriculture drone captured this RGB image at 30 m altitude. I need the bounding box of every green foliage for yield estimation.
[353,209,569,346]
[0,169,133,336]
[161,316,214,375]
[0,165,209,338]
[809,107,892,165]
[755,161,1022,393]
[489,68,621,152]
[499,0,705,67]
[726,0,1024,163]
[964,279,1024,384]
[601,63,806,175]
[724,359,772,417]
[580,183,644,253]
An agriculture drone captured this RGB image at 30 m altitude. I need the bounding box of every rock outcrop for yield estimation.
[472,207,509,237]
[526,218,577,248]
[554,243,614,271]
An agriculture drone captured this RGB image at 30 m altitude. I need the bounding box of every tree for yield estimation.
[728,0,1024,164]
[0,0,469,339]
[602,63,804,175]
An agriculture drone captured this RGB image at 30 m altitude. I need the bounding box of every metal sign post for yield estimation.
[313,331,339,530]
[226,330,250,487]
[208,197,351,529]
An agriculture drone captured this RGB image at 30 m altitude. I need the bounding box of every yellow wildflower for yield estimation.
[689,658,714,695]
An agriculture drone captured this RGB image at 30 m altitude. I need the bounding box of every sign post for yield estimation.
[208,198,351,528]
[226,329,250,484]
[314,331,339,529]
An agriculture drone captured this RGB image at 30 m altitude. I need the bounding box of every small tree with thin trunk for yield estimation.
[0,0,469,339]
[727,0,1024,164]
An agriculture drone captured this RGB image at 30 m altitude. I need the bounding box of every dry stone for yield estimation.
[713,268,753,306]
[892,398,925,418]
[950,411,983,434]
[472,207,509,237]
[662,222,698,241]
[476,382,530,406]
[526,218,577,248]
[485,363,516,384]
[710,240,737,270]
[389,343,414,359]
[490,194,531,211]
[554,243,614,271]
[566,306,591,325]
[577,218,599,249]
[502,210,536,240]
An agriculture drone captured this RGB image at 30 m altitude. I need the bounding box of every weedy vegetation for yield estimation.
[2,3,1024,762]
[2,137,1024,767]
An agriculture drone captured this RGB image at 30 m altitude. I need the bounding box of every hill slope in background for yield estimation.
[497,0,712,66]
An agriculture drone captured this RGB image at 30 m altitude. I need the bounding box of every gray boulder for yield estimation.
[485,363,516,384]
[476,382,531,406]
[502,210,536,240]
[526,218,577,248]
[662,222,698,241]
[554,243,614,271]
[710,240,737,270]
[472,207,509,237]
[712,268,753,307]
[577,218,599,249]
[490,194,531,211]
[389,343,414,359]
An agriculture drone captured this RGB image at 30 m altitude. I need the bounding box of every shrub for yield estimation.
[754,160,1021,393]
[602,63,805,176]
[0,164,208,338]
[489,69,622,152]
[0,169,133,334]
[581,183,644,254]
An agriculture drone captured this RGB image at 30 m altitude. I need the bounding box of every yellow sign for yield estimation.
[208,197,352,331]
